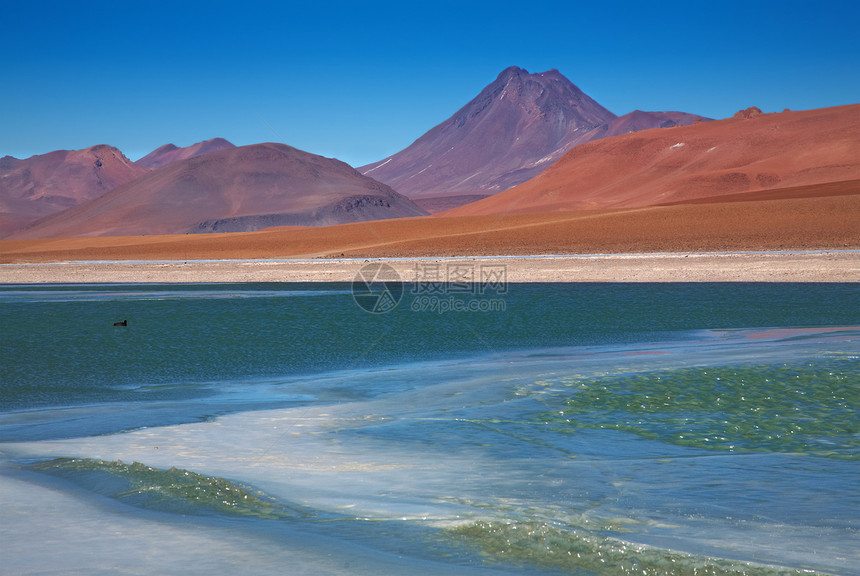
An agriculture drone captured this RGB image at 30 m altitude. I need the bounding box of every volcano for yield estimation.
[359,67,707,205]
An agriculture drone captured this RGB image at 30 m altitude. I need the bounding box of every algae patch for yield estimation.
[28,457,299,519]
[449,520,829,576]
[536,356,860,459]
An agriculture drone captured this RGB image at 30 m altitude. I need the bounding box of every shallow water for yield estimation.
[0,283,858,575]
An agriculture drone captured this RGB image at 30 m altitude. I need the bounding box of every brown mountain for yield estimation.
[358,67,707,205]
[136,137,236,169]
[0,145,147,237]
[442,104,860,217]
[12,143,427,238]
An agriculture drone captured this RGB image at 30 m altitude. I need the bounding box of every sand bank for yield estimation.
[1,252,857,284]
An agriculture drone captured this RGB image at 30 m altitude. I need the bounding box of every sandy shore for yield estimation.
[1,252,857,283]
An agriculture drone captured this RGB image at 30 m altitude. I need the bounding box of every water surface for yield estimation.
[1,283,858,575]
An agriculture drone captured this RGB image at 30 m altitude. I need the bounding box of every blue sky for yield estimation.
[2,0,858,167]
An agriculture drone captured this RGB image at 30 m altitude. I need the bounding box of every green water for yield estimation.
[2,282,859,412]
[27,455,839,576]
[2,282,858,576]
[30,457,299,519]
[536,355,860,459]
[449,521,826,576]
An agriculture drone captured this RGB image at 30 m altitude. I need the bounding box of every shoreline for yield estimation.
[1,251,858,283]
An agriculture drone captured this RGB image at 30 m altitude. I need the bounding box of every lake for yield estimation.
[1,281,858,575]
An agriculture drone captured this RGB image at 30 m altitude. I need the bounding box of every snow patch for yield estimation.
[405,164,433,182]
[457,172,481,185]
[532,154,556,166]
[362,158,392,174]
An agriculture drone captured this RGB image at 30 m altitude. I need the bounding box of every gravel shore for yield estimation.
[2,252,857,283]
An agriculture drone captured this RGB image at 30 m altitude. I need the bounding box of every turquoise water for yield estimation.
[0,282,858,575]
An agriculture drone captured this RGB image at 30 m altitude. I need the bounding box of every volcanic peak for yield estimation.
[358,66,619,198]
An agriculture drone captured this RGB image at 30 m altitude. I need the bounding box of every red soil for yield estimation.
[2,181,858,263]
[442,104,860,217]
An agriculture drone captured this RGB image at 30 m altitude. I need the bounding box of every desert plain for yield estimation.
[2,179,858,283]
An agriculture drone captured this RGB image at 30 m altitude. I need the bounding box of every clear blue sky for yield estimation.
[2,0,858,167]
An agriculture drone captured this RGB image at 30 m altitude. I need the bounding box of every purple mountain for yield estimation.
[14,143,428,238]
[136,137,236,169]
[0,145,147,237]
[359,67,707,210]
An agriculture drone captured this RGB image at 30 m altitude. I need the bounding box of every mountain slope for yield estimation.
[358,67,708,201]
[0,145,147,237]
[359,66,617,198]
[605,110,707,137]
[442,104,860,216]
[14,143,427,238]
[136,137,236,169]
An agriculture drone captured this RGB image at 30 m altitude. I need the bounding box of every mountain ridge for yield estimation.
[136,137,236,169]
[12,143,427,238]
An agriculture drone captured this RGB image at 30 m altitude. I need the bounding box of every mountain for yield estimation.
[358,66,707,204]
[605,110,707,137]
[0,145,147,237]
[13,143,427,238]
[359,66,615,200]
[136,137,236,169]
[442,104,860,217]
